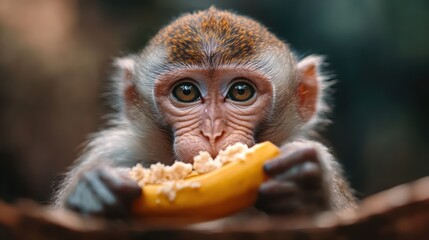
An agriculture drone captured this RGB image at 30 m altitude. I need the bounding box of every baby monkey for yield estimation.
[54,7,356,217]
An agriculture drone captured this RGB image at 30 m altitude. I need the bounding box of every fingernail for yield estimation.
[263,163,272,173]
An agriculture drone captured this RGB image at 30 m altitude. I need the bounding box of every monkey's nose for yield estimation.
[200,129,225,144]
[200,118,225,141]
[200,129,225,158]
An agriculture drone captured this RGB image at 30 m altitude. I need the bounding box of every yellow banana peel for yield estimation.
[132,141,280,221]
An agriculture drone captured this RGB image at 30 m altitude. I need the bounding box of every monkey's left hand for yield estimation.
[255,141,330,215]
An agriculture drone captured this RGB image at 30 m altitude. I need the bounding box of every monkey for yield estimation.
[53,7,357,218]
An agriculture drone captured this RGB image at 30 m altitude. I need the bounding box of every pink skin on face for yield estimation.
[154,68,273,163]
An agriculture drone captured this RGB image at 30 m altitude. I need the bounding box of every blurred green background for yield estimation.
[0,0,428,203]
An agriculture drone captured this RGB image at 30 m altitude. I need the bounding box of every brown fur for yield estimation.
[150,7,285,66]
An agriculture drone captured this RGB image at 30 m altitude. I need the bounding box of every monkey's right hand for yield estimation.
[64,166,141,218]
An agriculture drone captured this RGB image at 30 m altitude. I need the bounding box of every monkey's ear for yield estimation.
[113,57,137,105]
[296,55,323,122]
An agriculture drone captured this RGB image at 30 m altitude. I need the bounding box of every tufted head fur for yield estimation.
[149,7,286,67]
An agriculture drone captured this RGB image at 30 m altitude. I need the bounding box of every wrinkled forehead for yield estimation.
[150,8,286,67]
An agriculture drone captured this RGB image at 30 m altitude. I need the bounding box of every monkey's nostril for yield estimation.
[200,129,209,139]
[213,130,225,141]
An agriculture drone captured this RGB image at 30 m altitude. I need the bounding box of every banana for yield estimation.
[132,141,280,221]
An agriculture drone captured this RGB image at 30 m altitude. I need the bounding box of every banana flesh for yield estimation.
[132,141,280,221]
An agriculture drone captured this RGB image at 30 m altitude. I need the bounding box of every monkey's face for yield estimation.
[154,68,273,163]
[124,8,315,164]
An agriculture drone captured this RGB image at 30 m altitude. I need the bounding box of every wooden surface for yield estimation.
[1,176,429,240]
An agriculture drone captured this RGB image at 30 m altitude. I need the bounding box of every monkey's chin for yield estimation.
[174,136,255,164]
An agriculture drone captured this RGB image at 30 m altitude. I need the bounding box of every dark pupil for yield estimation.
[236,85,246,95]
[182,85,192,95]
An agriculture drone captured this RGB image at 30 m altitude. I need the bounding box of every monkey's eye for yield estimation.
[227,82,255,102]
[172,82,201,103]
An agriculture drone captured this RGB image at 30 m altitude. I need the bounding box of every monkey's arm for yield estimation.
[256,140,357,214]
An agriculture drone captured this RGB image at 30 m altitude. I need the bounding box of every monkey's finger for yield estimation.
[97,167,142,199]
[275,161,323,189]
[85,169,134,217]
[257,193,327,215]
[255,196,301,215]
[258,180,297,197]
[94,167,141,217]
[83,169,117,206]
[263,147,318,177]
[298,161,324,190]
[301,188,328,206]
[65,180,103,214]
